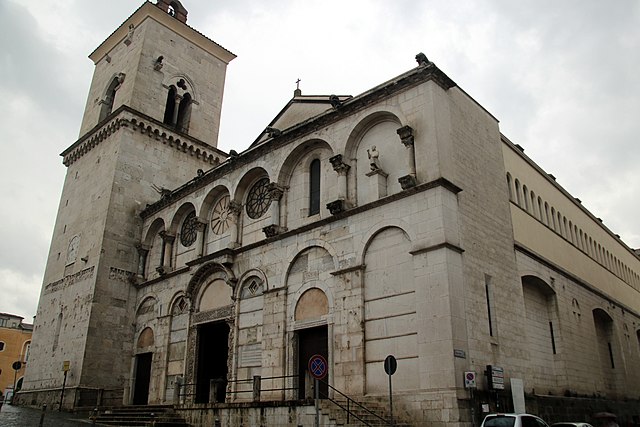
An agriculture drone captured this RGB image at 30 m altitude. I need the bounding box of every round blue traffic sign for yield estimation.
[308,354,328,380]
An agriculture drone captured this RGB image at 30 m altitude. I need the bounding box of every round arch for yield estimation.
[357,221,415,266]
[275,138,334,186]
[143,217,165,247]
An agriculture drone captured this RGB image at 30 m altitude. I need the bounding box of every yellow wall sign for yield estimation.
[63,361,70,372]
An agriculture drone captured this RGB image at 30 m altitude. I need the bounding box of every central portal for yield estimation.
[195,321,229,403]
[297,325,328,399]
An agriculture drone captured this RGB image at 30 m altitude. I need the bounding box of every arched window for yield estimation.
[309,159,321,216]
[163,86,177,125]
[176,92,192,133]
[99,76,122,122]
[163,85,192,134]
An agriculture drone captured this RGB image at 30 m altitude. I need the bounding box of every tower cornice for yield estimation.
[61,106,227,167]
[89,2,235,65]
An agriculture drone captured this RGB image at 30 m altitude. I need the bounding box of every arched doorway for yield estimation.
[294,288,329,399]
[133,327,154,405]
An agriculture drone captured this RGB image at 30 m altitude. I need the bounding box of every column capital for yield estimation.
[267,183,286,201]
[397,125,415,147]
[228,201,243,216]
[329,154,350,174]
[159,231,175,243]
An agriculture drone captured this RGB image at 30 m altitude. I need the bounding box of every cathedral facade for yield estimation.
[18,1,640,425]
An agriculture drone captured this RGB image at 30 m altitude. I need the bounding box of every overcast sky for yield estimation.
[1,0,639,320]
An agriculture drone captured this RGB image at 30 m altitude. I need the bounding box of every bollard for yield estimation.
[174,377,183,405]
[38,403,47,427]
[252,375,261,402]
[150,412,156,427]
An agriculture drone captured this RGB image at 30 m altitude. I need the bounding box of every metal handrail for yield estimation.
[318,378,389,426]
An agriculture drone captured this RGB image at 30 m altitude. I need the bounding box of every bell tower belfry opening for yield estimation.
[20,1,235,408]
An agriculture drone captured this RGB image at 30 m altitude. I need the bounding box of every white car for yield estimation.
[482,413,550,427]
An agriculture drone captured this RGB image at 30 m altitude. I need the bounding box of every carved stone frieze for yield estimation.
[192,305,233,325]
[108,267,136,283]
[44,266,95,294]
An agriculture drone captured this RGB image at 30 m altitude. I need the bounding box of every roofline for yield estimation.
[89,2,235,65]
[501,133,640,262]
[140,62,458,217]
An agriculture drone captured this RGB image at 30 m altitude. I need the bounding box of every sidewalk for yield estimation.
[0,403,90,426]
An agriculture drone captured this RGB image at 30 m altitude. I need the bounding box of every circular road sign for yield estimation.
[12,361,22,371]
[384,355,397,375]
[308,354,328,380]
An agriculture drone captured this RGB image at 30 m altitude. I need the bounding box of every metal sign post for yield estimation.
[384,355,397,427]
[11,361,22,404]
[308,355,328,427]
[59,360,70,411]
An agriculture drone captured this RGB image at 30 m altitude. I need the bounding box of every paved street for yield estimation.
[0,403,90,426]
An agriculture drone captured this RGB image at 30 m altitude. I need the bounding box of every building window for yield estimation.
[309,159,321,216]
[0,341,5,351]
[176,93,192,133]
[163,80,192,134]
[246,178,270,219]
[180,211,198,247]
[163,86,177,125]
[210,194,231,235]
[99,76,121,122]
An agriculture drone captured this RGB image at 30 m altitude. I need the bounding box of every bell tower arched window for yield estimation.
[176,92,192,133]
[163,83,192,134]
[309,159,321,216]
[99,76,121,122]
[163,86,177,126]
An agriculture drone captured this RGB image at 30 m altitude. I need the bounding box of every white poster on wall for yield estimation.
[511,378,525,414]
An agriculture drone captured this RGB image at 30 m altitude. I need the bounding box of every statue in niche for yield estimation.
[367,146,382,171]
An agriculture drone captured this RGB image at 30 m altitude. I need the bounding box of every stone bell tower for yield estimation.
[20,1,235,407]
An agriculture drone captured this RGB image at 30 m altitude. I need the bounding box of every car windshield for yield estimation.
[485,416,516,427]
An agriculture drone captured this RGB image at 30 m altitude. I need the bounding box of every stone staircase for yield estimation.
[91,404,189,426]
[319,398,407,426]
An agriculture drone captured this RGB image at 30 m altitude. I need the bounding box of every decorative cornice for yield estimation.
[410,242,464,256]
[330,264,366,276]
[61,105,225,167]
[139,63,458,218]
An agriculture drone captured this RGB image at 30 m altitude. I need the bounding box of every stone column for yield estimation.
[228,201,242,249]
[194,219,207,258]
[397,125,417,189]
[158,231,175,273]
[171,94,182,126]
[327,154,351,215]
[135,244,150,278]
[263,183,287,237]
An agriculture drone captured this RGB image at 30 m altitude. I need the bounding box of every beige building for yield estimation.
[0,313,32,399]
[18,1,640,425]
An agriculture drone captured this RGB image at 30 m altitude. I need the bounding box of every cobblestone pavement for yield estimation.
[0,403,90,426]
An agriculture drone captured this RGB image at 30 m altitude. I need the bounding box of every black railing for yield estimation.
[177,375,299,404]
[318,378,389,427]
